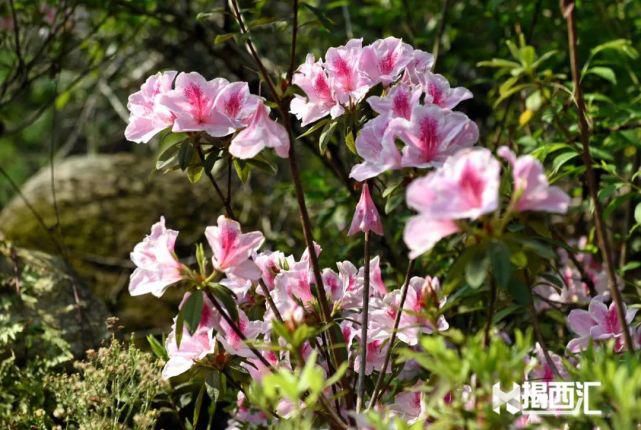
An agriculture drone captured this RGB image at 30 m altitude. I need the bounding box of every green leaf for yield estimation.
[465,247,490,288]
[489,241,513,289]
[187,166,204,183]
[300,3,334,29]
[178,142,195,171]
[552,151,579,174]
[505,276,530,306]
[318,121,337,155]
[209,283,238,322]
[233,159,251,183]
[345,129,356,154]
[193,384,206,428]
[182,291,204,334]
[634,202,641,225]
[175,306,185,348]
[384,191,404,214]
[586,66,617,85]
[196,243,207,275]
[147,335,168,361]
[214,33,236,45]
[296,118,329,139]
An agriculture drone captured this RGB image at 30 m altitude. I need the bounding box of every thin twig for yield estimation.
[526,285,561,379]
[204,290,273,369]
[286,0,299,84]
[258,278,283,322]
[432,0,451,69]
[368,260,414,409]
[195,144,237,220]
[561,0,633,351]
[356,231,370,412]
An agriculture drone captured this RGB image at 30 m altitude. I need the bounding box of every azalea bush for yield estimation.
[116,1,641,428]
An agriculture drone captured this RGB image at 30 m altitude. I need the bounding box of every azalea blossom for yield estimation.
[406,148,500,220]
[403,148,500,257]
[419,72,473,109]
[393,105,479,168]
[205,215,264,280]
[129,216,184,297]
[353,338,388,375]
[366,83,422,120]
[403,48,435,84]
[324,38,371,105]
[360,36,413,86]
[162,293,219,379]
[498,146,570,214]
[566,297,637,353]
[158,72,233,136]
[371,276,448,346]
[125,71,177,143]
[350,115,402,181]
[390,383,427,424]
[527,343,568,382]
[348,183,384,236]
[229,103,289,159]
[290,54,343,126]
[217,308,267,358]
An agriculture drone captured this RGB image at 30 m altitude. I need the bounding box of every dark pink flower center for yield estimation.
[428,81,444,106]
[392,90,411,119]
[225,90,243,118]
[184,83,207,123]
[417,116,440,161]
[458,163,485,207]
[379,51,397,75]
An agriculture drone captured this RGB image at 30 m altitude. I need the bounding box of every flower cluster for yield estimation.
[127,215,449,414]
[290,37,478,182]
[404,146,571,258]
[125,71,289,159]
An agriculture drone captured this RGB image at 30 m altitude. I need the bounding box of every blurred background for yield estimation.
[1,0,640,368]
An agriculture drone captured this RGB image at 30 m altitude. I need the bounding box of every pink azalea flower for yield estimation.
[217,308,266,358]
[232,392,269,426]
[390,383,427,424]
[162,293,220,379]
[419,72,473,109]
[393,105,479,168]
[229,103,290,159]
[366,83,422,120]
[404,148,500,257]
[125,71,177,143]
[403,217,460,259]
[358,256,387,297]
[324,38,371,105]
[348,183,384,236]
[220,274,253,305]
[241,350,280,382]
[129,216,183,297]
[567,297,637,353]
[350,115,402,181]
[212,81,262,130]
[406,148,500,220]
[528,343,568,382]
[360,37,413,86]
[205,215,265,280]
[403,49,435,84]
[290,54,344,126]
[370,276,447,345]
[498,146,570,213]
[353,338,388,375]
[158,72,233,136]
[254,250,293,291]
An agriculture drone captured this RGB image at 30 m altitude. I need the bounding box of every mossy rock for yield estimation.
[0,153,222,331]
[0,241,109,359]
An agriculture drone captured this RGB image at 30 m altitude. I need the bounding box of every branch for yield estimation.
[356,231,370,412]
[561,0,633,351]
[368,259,414,408]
